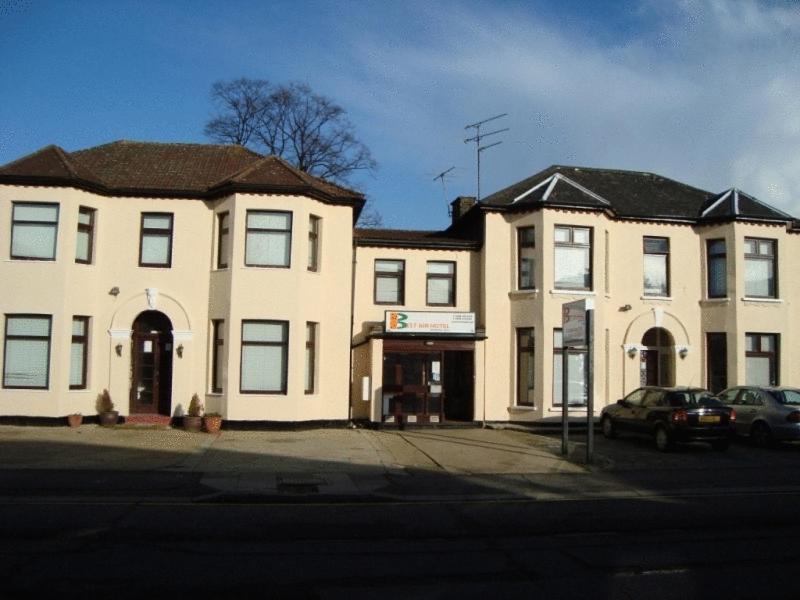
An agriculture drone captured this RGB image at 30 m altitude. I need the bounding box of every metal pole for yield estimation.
[561,343,569,456]
[586,309,594,464]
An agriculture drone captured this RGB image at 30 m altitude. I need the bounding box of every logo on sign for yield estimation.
[389,312,408,330]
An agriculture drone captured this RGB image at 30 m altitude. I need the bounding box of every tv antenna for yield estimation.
[433,166,456,215]
[464,113,508,201]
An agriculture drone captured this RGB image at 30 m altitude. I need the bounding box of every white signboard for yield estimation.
[384,311,476,335]
[562,299,594,346]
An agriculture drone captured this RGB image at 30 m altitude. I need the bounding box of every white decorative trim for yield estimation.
[733,189,740,215]
[741,297,783,304]
[512,174,554,203]
[108,329,132,340]
[549,289,596,297]
[556,174,612,206]
[146,287,158,309]
[641,296,673,301]
[171,330,194,341]
[653,307,664,328]
[542,174,560,201]
[701,190,731,217]
[700,297,730,304]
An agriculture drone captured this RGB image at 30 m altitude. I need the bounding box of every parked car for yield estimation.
[601,386,736,452]
[717,386,800,446]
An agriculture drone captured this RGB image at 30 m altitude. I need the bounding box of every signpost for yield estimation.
[561,299,595,463]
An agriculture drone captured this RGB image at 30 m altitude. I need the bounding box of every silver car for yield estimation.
[717,386,800,446]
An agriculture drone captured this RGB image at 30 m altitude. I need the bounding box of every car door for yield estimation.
[736,388,760,435]
[614,388,647,433]
[638,389,666,434]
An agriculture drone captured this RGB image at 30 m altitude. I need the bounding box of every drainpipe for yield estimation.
[347,234,358,423]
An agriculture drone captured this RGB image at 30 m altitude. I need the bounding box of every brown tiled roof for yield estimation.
[0,140,364,206]
[355,228,479,249]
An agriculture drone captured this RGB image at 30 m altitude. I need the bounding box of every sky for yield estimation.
[1,0,799,230]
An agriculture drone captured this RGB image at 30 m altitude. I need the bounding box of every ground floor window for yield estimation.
[517,328,535,406]
[552,329,587,406]
[240,320,288,393]
[70,316,89,389]
[745,333,778,386]
[3,315,52,389]
[706,332,727,394]
[305,322,317,394]
[211,320,224,393]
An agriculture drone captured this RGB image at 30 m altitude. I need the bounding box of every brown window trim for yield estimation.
[553,328,588,407]
[244,210,293,268]
[75,207,95,265]
[706,332,727,393]
[211,319,224,393]
[70,316,89,390]
[3,314,52,390]
[305,322,317,394]
[706,238,727,299]
[745,332,779,386]
[643,236,670,297]
[138,212,174,268]
[216,212,229,270]
[517,327,535,406]
[744,237,777,299]
[554,225,593,291]
[426,261,456,307]
[517,226,535,290]
[239,320,289,394]
[308,215,320,272]
[374,259,405,305]
[10,202,59,261]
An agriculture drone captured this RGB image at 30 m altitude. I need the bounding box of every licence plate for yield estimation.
[699,415,720,424]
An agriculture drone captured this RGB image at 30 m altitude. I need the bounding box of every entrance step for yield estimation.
[121,414,173,428]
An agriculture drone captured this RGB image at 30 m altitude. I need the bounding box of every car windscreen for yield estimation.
[670,391,723,408]
[776,390,800,406]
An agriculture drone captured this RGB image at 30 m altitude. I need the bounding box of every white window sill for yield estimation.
[509,289,539,298]
[549,290,595,297]
[206,393,223,397]
[508,405,536,412]
[641,295,672,301]
[701,297,730,304]
[742,297,782,304]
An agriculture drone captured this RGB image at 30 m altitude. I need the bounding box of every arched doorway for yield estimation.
[130,311,173,415]
[641,327,674,387]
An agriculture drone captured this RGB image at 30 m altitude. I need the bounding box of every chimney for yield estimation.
[450,196,476,226]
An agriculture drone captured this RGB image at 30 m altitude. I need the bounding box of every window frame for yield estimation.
[706,332,727,394]
[745,332,779,386]
[374,259,406,305]
[75,206,95,265]
[211,319,224,394]
[138,212,174,268]
[239,320,289,394]
[305,322,317,394]
[642,236,670,297]
[69,316,89,390]
[216,212,230,269]
[516,327,535,407]
[3,314,52,390]
[552,328,588,407]
[308,215,320,272]
[426,261,456,307]
[553,225,593,291]
[244,210,293,268]
[517,226,536,290]
[744,237,777,299]
[11,202,59,261]
[706,238,727,298]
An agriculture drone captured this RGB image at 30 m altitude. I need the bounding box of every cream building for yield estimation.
[1,143,796,424]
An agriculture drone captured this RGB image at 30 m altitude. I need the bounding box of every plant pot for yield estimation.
[183,415,202,433]
[203,415,222,434]
[98,410,119,427]
[67,414,83,428]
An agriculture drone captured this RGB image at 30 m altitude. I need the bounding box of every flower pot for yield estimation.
[98,410,119,427]
[67,414,83,428]
[203,415,222,434]
[183,415,202,433]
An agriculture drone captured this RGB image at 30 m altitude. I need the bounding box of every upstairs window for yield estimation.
[643,237,670,297]
[245,211,292,268]
[139,213,173,267]
[75,207,95,264]
[517,227,535,290]
[3,315,52,389]
[11,202,59,260]
[374,260,405,305]
[706,239,727,298]
[426,261,456,306]
[217,212,230,269]
[308,215,320,271]
[554,226,592,290]
[744,238,776,298]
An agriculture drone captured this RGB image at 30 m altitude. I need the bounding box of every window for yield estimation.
[240,320,288,393]
[744,238,776,298]
[305,322,317,394]
[69,317,89,389]
[426,261,455,306]
[554,226,592,290]
[643,237,669,296]
[11,202,59,260]
[552,329,587,406]
[745,333,778,386]
[308,215,320,272]
[374,260,405,305]
[3,315,52,389]
[518,227,535,290]
[517,328,535,406]
[139,213,173,267]
[245,210,292,267]
[211,320,224,393]
[706,332,727,393]
[75,207,95,264]
[706,239,726,298]
[217,212,230,269]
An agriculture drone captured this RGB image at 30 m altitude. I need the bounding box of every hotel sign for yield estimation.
[385,311,476,335]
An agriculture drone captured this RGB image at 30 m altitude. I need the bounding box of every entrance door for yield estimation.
[641,350,659,386]
[382,352,441,422]
[130,311,173,415]
[443,351,474,421]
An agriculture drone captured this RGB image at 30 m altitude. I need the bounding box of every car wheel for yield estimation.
[601,415,617,439]
[711,439,730,451]
[654,425,674,452]
[751,422,774,448]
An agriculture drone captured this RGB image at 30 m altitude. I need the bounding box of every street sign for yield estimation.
[562,298,594,346]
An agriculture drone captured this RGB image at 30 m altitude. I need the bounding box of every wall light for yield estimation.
[115,343,123,356]
[109,286,120,297]
[176,344,184,358]
[679,347,689,359]
[627,347,638,358]
[620,304,632,312]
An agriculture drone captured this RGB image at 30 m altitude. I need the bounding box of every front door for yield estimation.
[382,352,442,422]
[130,310,173,415]
[641,350,659,386]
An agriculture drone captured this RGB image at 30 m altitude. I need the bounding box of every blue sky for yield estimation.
[1,0,799,230]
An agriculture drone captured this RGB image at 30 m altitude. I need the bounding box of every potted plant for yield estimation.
[203,412,223,434]
[67,413,83,428]
[96,389,118,427]
[184,394,203,432]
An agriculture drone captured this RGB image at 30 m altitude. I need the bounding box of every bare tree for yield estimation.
[205,78,377,185]
[356,200,384,228]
